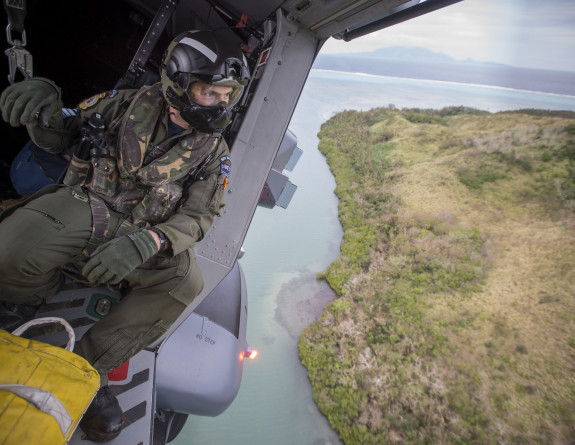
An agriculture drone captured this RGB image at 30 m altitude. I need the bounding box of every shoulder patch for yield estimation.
[78,92,106,110]
[220,156,231,178]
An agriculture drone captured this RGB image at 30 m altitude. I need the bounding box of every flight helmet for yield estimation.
[161,30,250,133]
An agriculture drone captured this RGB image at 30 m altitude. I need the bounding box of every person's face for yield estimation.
[189,82,234,106]
[167,82,236,129]
[168,107,189,129]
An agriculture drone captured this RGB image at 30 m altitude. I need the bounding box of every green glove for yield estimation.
[82,230,159,285]
[0,77,62,127]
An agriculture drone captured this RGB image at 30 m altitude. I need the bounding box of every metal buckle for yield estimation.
[5,25,33,83]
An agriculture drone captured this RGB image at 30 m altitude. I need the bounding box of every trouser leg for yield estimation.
[0,187,93,305]
[75,249,203,382]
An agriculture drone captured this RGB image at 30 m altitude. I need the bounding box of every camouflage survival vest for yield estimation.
[64,83,219,228]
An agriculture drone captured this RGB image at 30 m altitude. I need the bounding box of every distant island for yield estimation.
[299,106,575,444]
[314,46,575,96]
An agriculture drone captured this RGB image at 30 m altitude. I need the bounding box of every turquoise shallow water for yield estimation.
[173,70,575,445]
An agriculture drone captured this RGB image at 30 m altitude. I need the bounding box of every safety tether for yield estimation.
[3,0,33,83]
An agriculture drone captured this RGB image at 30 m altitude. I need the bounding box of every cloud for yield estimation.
[321,0,575,72]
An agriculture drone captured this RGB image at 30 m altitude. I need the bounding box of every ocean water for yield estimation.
[173,70,575,445]
[314,56,575,96]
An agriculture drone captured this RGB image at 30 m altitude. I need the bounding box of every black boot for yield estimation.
[0,301,41,332]
[80,386,124,442]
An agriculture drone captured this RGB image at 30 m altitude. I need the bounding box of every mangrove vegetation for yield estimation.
[299,106,575,444]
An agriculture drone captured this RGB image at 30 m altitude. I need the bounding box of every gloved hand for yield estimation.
[82,230,159,285]
[0,77,61,127]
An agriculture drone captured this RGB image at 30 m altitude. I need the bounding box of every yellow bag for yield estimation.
[0,317,100,445]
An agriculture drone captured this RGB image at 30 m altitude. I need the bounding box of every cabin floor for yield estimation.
[21,279,159,444]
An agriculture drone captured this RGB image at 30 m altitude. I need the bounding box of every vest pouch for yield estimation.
[131,182,183,226]
[62,155,91,187]
[208,174,227,215]
[89,157,118,198]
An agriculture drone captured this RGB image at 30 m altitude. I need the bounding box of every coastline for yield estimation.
[299,106,575,443]
[311,68,575,99]
[312,55,575,97]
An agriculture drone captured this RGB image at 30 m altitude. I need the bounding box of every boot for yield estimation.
[80,386,124,442]
[0,301,41,332]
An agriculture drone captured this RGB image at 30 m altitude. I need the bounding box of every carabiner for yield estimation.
[5,44,33,83]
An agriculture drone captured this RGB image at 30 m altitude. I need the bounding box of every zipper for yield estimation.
[28,209,63,225]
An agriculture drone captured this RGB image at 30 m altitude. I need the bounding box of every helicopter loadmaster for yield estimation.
[0,29,250,442]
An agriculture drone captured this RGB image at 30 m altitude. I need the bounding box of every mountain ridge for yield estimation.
[313,46,575,96]
[319,45,545,70]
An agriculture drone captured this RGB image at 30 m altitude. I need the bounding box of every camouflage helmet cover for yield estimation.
[161,30,250,133]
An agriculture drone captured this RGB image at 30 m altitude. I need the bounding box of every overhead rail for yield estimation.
[339,0,464,41]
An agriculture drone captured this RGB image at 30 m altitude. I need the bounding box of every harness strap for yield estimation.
[115,218,140,237]
[84,191,111,256]
[4,0,27,35]
[180,139,219,191]
[83,189,144,255]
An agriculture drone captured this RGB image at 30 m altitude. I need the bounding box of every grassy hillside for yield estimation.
[299,106,575,444]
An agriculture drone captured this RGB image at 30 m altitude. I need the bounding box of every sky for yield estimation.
[321,0,575,72]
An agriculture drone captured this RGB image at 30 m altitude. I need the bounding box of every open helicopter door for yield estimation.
[0,0,463,443]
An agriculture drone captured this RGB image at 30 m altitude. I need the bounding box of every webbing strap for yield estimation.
[4,0,27,34]
[115,0,178,89]
[84,192,111,256]
[131,0,177,69]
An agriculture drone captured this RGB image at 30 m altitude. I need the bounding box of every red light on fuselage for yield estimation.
[240,348,258,361]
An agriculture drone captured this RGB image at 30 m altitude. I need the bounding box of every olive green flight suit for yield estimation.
[0,84,229,381]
